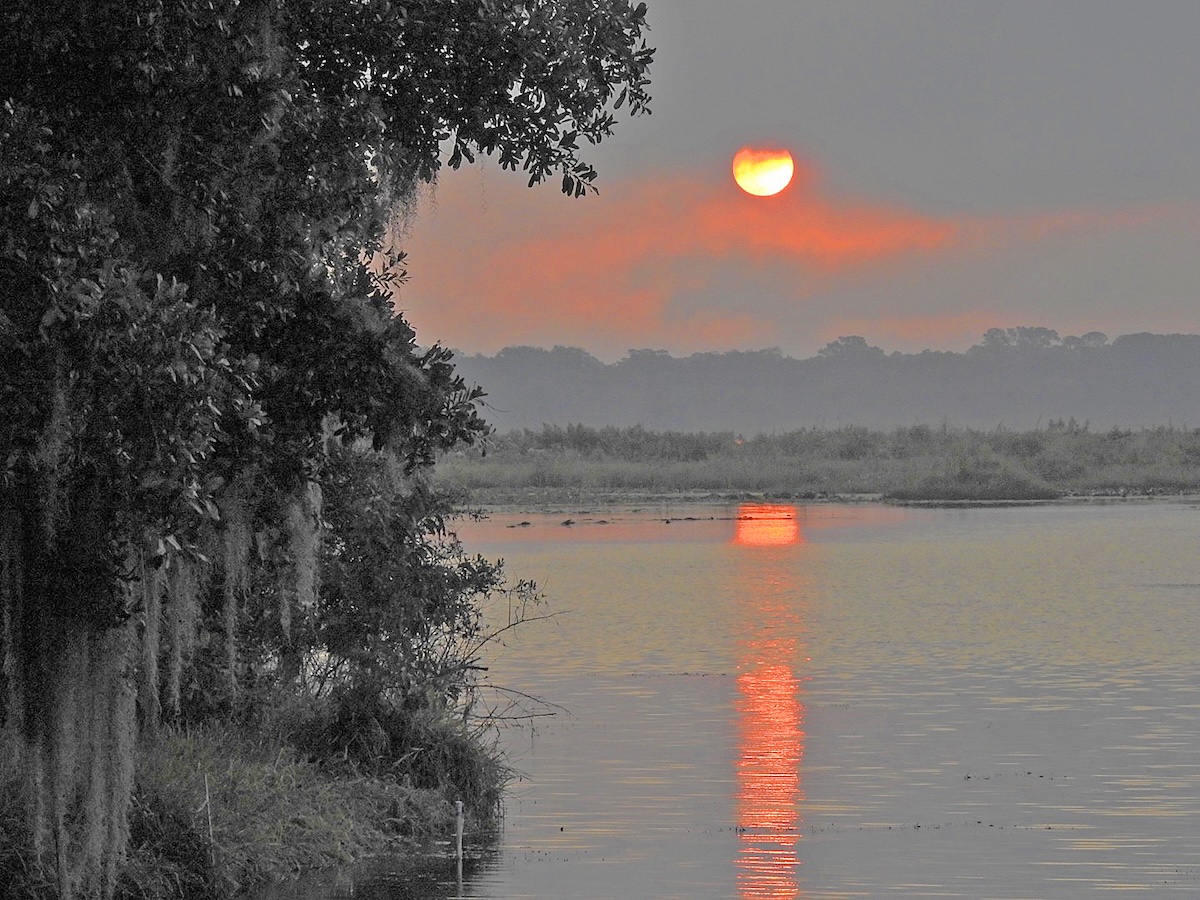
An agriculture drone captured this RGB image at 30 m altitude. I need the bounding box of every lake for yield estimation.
[299,499,1200,898]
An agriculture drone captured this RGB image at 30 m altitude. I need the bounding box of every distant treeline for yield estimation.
[452,329,1200,434]
[436,421,1200,503]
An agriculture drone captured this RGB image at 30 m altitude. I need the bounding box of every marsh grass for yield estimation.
[438,423,1200,503]
[887,453,1060,502]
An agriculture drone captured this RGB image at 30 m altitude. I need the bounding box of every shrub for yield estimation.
[887,451,1061,502]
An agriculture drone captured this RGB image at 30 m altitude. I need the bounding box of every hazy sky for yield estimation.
[394,0,1200,360]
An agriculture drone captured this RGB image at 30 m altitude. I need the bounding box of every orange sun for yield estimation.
[732,147,795,197]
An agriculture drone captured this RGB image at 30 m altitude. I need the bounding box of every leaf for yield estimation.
[39,304,64,333]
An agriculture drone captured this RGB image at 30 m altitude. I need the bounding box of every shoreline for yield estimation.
[117,723,500,900]
[453,486,1200,516]
[435,422,1200,511]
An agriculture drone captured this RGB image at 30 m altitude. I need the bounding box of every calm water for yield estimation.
[297,500,1200,898]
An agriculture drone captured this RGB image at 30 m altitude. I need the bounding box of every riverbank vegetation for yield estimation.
[1,3,650,899]
[4,712,504,899]
[1,442,539,900]
[435,421,1200,504]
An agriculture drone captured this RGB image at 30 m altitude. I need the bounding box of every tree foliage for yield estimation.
[449,330,1196,435]
[301,443,538,779]
[0,2,652,896]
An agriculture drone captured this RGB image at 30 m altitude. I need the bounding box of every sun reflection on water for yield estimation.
[733,504,807,898]
[735,504,804,547]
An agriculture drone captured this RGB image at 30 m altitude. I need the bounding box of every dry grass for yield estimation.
[436,423,1200,503]
[107,719,497,899]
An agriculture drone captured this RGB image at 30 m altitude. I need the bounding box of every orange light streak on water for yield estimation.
[733,503,807,898]
[736,663,805,899]
[735,504,804,547]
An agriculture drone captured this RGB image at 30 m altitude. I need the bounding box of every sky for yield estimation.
[393,0,1200,361]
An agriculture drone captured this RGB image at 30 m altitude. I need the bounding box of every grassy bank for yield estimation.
[2,709,505,900]
[435,422,1200,504]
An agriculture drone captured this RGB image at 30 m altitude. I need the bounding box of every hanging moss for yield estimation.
[220,492,254,704]
[32,363,69,550]
[5,606,139,900]
[101,622,138,899]
[280,482,322,679]
[138,553,165,734]
[48,625,86,895]
[4,502,207,900]
[81,633,113,897]
[163,558,200,722]
[1,506,23,752]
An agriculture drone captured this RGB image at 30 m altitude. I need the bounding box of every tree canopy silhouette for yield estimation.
[0,2,652,897]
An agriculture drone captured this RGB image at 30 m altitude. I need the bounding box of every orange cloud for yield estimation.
[391,155,1187,356]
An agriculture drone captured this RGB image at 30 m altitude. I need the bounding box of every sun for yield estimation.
[732,147,795,197]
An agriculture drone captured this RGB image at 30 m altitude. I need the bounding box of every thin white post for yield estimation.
[204,773,215,867]
[455,800,464,860]
[455,799,465,893]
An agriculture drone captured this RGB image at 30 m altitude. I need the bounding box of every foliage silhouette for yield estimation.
[1,2,652,896]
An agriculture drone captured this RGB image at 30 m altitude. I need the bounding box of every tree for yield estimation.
[0,2,652,896]
[975,326,1061,351]
[1063,331,1108,350]
[817,335,886,359]
[305,443,538,782]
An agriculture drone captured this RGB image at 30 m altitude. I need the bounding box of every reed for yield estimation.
[113,717,499,900]
[435,423,1200,503]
